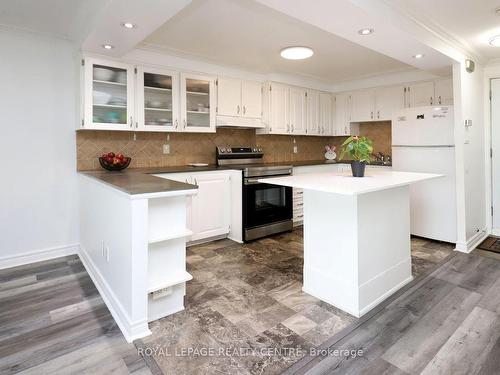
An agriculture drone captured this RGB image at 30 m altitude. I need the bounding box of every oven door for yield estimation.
[243,178,293,229]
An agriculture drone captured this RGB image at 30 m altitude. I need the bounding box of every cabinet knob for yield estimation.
[243,106,246,114]
[237,105,240,114]
[438,96,442,105]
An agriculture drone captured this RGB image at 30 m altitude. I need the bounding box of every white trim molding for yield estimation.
[455,229,488,253]
[78,245,151,343]
[0,244,79,270]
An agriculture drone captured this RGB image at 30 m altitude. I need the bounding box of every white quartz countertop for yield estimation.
[258,170,441,195]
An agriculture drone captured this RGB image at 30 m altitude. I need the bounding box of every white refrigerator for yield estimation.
[392,106,456,243]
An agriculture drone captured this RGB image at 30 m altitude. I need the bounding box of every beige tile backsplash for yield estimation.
[76,125,391,171]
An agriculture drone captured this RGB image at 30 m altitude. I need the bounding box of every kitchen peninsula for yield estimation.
[259,170,440,317]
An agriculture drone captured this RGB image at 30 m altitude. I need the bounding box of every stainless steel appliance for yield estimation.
[216,146,293,242]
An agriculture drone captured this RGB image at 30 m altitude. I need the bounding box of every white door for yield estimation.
[190,173,230,241]
[392,147,456,243]
[375,86,405,121]
[137,66,179,132]
[217,77,241,117]
[306,90,320,135]
[334,93,351,136]
[319,92,332,135]
[491,79,500,231]
[434,78,453,105]
[407,81,435,107]
[241,80,262,118]
[270,83,289,134]
[290,87,307,134]
[180,73,216,133]
[350,89,375,122]
[83,57,135,131]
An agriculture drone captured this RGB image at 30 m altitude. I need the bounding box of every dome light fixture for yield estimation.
[413,53,425,59]
[358,28,374,35]
[280,46,314,60]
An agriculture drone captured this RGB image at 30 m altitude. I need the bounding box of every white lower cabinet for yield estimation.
[154,171,232,242]
[190,173,230,241]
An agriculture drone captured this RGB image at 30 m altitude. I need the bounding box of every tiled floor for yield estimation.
[140,229,454,375]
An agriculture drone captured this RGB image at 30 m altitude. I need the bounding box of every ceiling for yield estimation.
[383,0,500,61]
[141,0,414,84]
[0,0,106,41]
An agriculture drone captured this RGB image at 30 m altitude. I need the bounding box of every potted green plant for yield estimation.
[339,136,374,177]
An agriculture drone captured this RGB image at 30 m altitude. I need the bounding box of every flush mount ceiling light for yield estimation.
[358,28,374,35]
[280,46,314,60]
[489,35,500,46]
[102,44,114,50]
[121,22,137,29]
[413,53,425,59]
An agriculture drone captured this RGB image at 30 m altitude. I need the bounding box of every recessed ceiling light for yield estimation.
[413,53,425,59]
[102,44,114,50]
[489,35,500,46]
[121,22,136,29]
[280,46,314,60]
[358,28,374,35]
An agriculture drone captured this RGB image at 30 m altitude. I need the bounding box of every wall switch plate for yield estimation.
[293,145,298,154]
[163,144,170,154]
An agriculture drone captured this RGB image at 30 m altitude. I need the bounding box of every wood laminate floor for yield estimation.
[0,254,151,375]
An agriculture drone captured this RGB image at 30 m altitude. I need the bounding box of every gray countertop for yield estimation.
[80,159,392,196]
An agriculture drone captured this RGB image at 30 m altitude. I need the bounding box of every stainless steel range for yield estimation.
[216,146,293,242]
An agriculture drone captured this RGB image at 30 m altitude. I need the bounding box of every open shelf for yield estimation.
[186,110,209,114]
[186,91,208,96]
[148,228,193,244]
[148,271,193,293]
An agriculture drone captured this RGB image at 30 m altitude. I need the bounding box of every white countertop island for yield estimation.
[259,170,440,318]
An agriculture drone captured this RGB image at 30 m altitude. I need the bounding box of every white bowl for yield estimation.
[93,67,114,81]
[93,91,112,105]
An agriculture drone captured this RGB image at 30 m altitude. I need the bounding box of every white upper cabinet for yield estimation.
[350,90,375,122]
[318,92,332,135]
[217,77,241,117]
[180,73,216,133]
[334,93,352,136]
[374,86,405,121]
[136,66,179,132]
[289,87,307,135]
[434,78,453,105]
[270,83,289,134]
[306,90,320,136]
[83,57,135,131]
[241,80,262,118]
[406,81,435,107]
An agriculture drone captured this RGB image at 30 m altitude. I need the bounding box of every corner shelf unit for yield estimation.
[147,195,192,322]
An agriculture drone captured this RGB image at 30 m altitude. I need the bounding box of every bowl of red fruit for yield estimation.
[99,152,131,171]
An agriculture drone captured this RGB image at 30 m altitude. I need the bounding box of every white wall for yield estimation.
[0,28,79,265]
[453,61,487,251]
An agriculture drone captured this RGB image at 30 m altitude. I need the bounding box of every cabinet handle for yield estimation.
[175,119,178,129]
[345,126,348,133]
[438,96,442,105]
[237,105,240,114]
[291,124,294,132]
[243,106,246,114]
[370,111,373,119]
[377,110,380,119]
[430,97,433,105]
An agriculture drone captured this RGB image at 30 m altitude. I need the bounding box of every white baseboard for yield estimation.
[455,229,488,253]
[78,246,151,343]
[0,244,79,270]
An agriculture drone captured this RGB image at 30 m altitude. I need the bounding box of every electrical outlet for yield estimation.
[293,145,298,154]
[163,144,170,154]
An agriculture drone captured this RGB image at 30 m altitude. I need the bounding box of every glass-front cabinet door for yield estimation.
[137,67,179,132]
[180,73,216,133]
[83,58,134,130]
